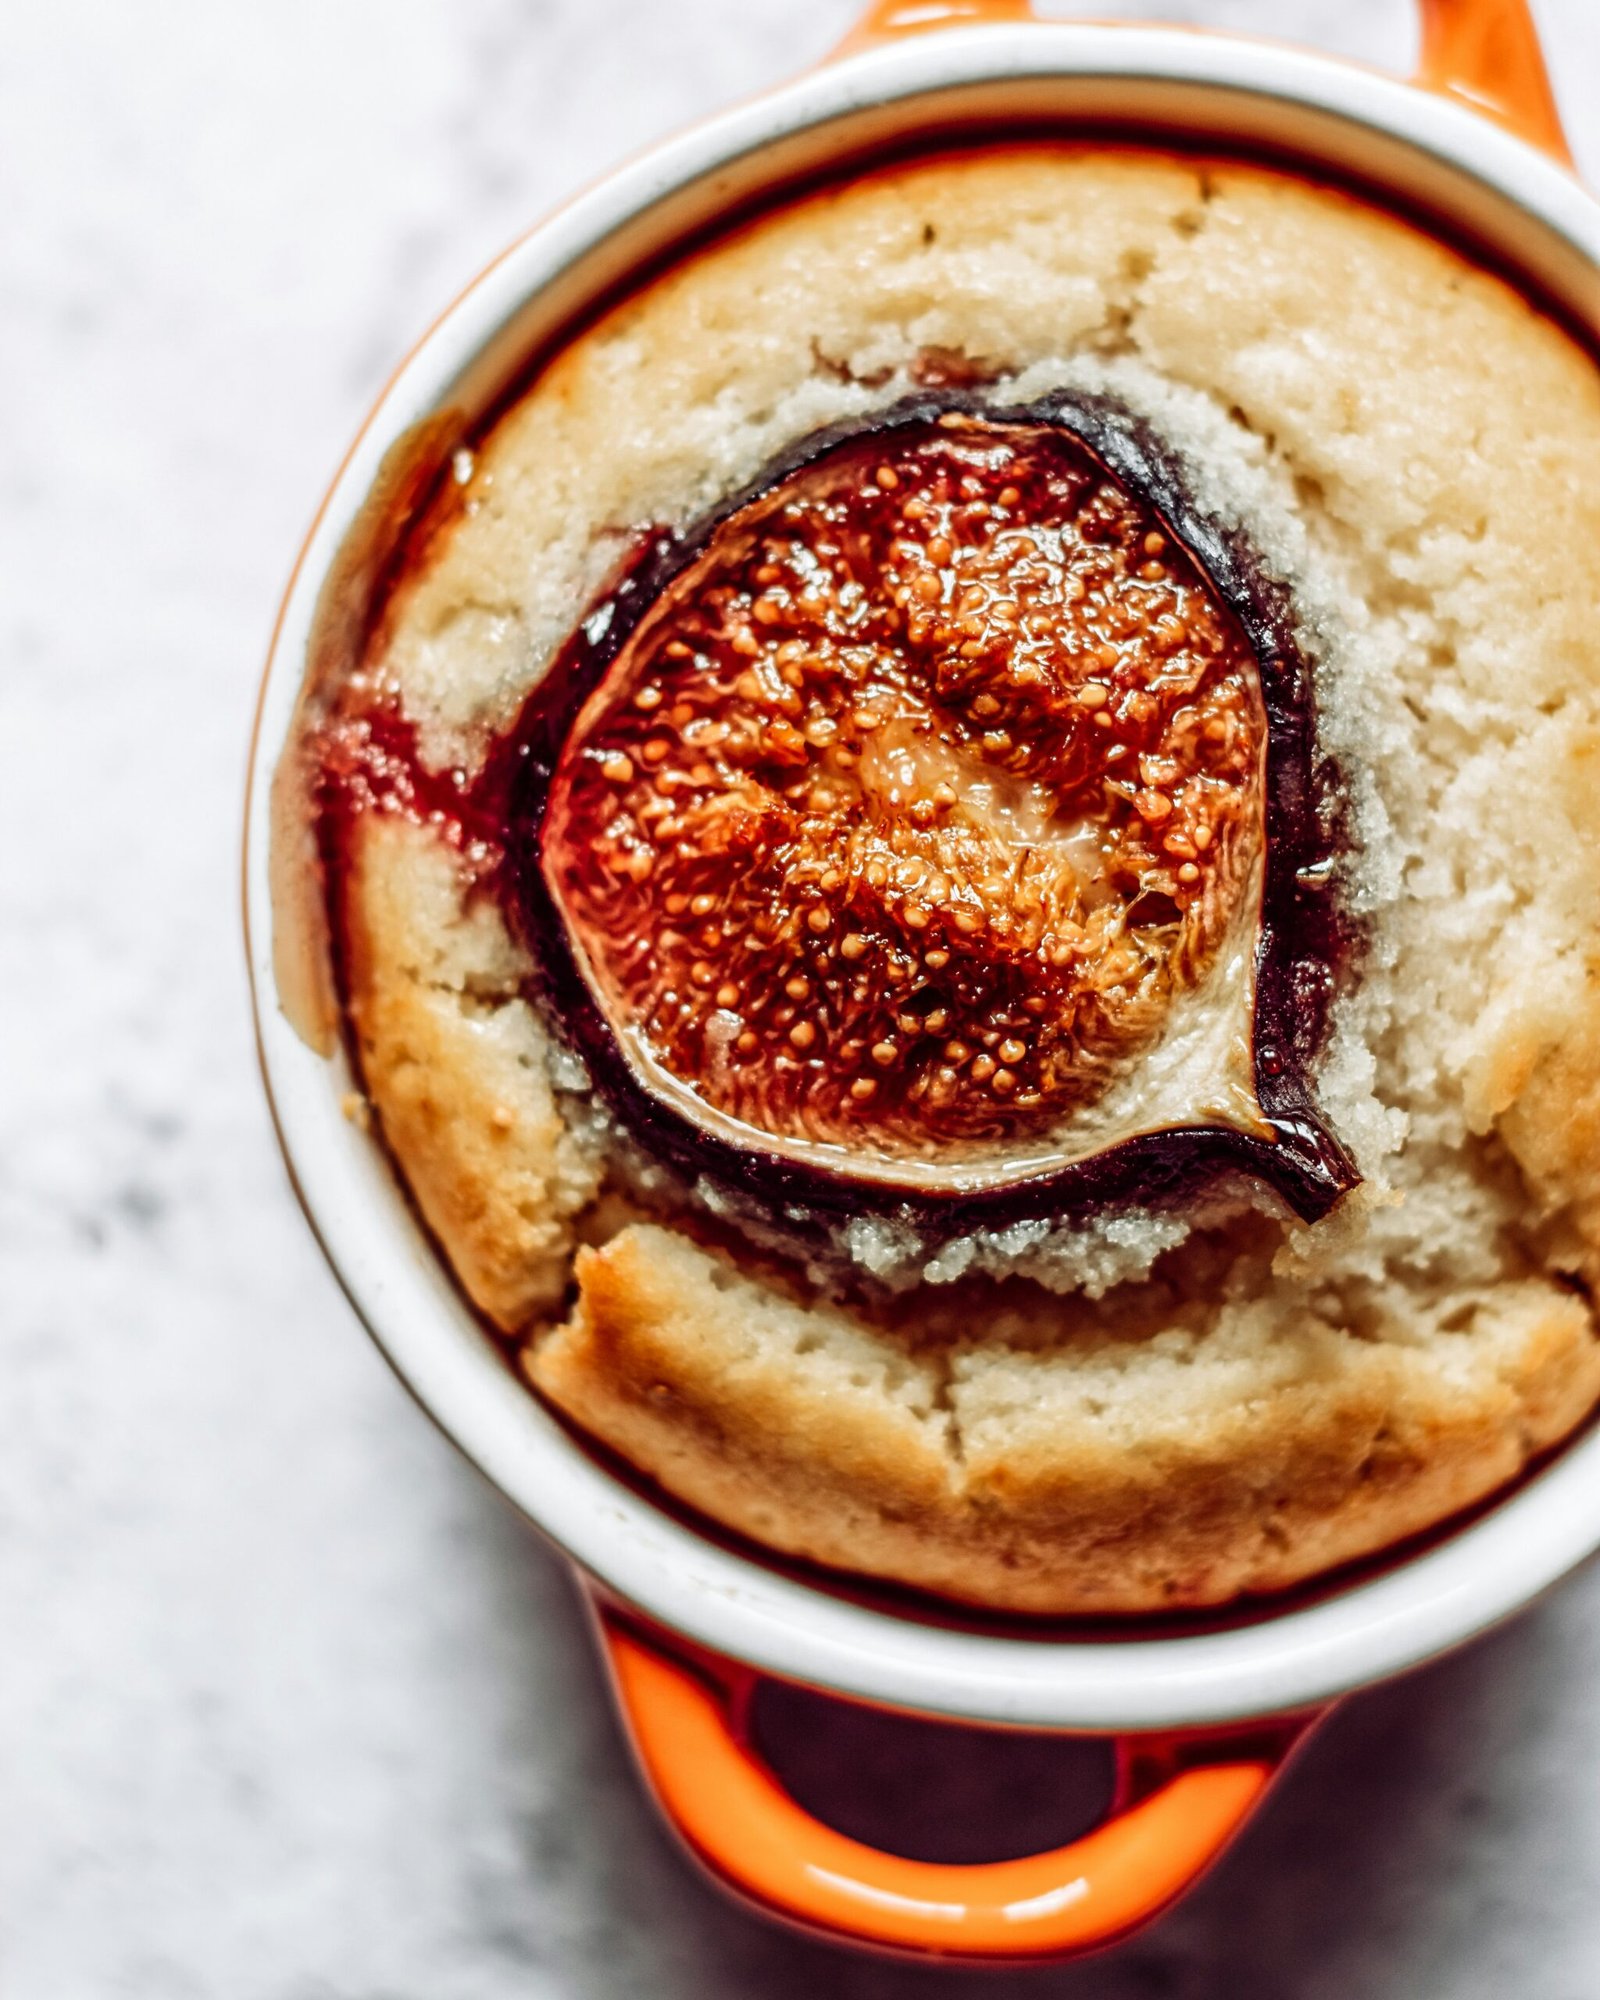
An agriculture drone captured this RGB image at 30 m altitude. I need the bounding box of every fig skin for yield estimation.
[542,415,1266,1161]
[506,389,1360,1240]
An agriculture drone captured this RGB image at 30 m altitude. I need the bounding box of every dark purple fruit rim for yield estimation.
[505,387,1361,1248]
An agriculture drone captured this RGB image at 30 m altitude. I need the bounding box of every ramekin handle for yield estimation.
[1415,0,1572,162]
[835,0,1035,58]
[595,1606,1318,1962]
[837,0,1572,169]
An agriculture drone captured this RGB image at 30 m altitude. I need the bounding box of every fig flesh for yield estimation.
[515,392,1359,1236]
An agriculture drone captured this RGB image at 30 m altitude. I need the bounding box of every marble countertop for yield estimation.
[5,3,1600,1993]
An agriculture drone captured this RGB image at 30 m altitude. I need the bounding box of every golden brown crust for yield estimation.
[343,815,601,1328]
[530,1226,1600,1614]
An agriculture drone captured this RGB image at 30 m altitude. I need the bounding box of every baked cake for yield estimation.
[272,149,1600,1613]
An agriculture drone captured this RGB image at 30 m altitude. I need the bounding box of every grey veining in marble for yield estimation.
[4,3,1600,1994]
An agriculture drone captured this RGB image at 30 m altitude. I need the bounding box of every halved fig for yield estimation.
[512,392,1359,1237]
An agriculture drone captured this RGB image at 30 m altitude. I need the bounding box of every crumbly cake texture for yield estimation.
[321,149,1600,1612]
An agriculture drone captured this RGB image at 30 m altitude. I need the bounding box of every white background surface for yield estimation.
[5,3,1600,1994]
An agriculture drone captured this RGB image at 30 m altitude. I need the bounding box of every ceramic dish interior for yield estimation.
[247,20,1600,1733]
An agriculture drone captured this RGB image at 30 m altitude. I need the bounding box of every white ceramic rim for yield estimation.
[246,19,1600,1731]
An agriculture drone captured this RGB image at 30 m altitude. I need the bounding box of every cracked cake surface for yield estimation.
[277,147,1600,1613]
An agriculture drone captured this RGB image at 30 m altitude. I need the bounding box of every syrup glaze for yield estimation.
[543,413,1265,1161]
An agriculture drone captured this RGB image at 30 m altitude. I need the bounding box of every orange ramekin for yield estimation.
[246,0,1598,1962]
